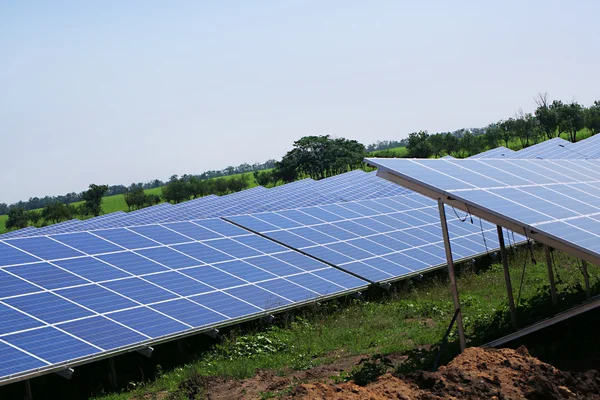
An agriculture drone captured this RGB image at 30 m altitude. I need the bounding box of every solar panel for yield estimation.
[366,157,600,263]
[0,219,368,384]
[572,133,600,158]
[468,146,515,159]
[226,194,525,283]
[510,138,590,159]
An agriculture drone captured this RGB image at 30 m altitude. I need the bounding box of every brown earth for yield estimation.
[164,346,600,399]
[289,346,600,400]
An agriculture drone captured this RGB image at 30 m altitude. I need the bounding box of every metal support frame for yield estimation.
[437,200,466,351]
[108,358,117,389]
[24,380,33,400]
[545,246,558,306]
[582,261,591,299]
[136,346,153,358]
[351,291,363,300]
[204,328,219,340]
[260,314,275,324]
[485,295,600,348]
[54,368,74,380]
[497,226,518,329]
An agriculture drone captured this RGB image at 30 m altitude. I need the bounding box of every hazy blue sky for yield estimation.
[1,1,598,203]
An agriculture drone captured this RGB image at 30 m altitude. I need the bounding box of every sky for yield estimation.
[1,0,598,204]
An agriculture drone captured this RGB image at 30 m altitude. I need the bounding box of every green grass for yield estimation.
[368,146,409,157]
[93,246,600,400]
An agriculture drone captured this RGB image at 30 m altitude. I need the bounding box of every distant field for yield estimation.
[0,172,260,234]
[369,146,408,157]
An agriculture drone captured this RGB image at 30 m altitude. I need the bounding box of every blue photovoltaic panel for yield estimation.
[0,243,40,266]
[52,232,124,255]
[0,342,47,379]
[3,327,99,364]
[57,316,147,350]
[468,146,515,159]
[366,157,600,263]
[5,237,84,261]
[227,194,523,283]
[0,218,368,384]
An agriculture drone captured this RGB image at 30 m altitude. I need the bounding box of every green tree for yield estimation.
[534,92,559,139]
[5,208,28,230]
[584,101,600,136]
[443,133,460,156]
[26,210,42,226]
[458,132,483,157]
[428,133,446,158]
[276,135,366,180]
[188,177,214,199]
[81,184,109,216]
[513,110,537,148]
[42,203,74,224]
[498,119,516,148]
[556,101,585,142]
[162,175,190,203]
[123,185,147,211]
[253,170,278,187]
[406,131,432,158]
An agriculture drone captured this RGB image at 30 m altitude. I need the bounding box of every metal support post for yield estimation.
[497,226,518,329]
[108,358,118,389]
[582,261,591,299]
[24,380,33,400]
[545,246,558,306]
[437,200,466,351]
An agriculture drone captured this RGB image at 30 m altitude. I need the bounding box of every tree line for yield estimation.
[5,184,109,230]
[125,174,255,209]
[0,159,277,215]
[403,95,600,158]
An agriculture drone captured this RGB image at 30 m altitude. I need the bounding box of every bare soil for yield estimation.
[166,346,600,399]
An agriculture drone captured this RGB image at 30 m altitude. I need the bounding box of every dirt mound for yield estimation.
[290,346,600,400]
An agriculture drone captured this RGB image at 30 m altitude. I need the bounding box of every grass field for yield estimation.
[93,246,600,400]
[368,146,409,157]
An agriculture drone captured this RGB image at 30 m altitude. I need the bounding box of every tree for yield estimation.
[81,184,108,216]
[254,170,278,187]
[534,92,559,139]
[458,132,483,157]
[26,210,42,226]
[188,177,211,199]
[406,131,432,158]
[585,101,600,136]
[482,123,502,149]
[276,135,366,180]
[123,185,147,211]
[556,101,585,142]
[42,203,74,224]
[513,110,537,148]
[498,119,516,148]
[5,208,28,230]
[428,133,446,158]
[443,133,460,156]
[162,175,190,203]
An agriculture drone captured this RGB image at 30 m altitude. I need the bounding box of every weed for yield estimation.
[349,354,394,386]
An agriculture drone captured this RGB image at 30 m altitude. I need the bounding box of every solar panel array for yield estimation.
[227,194,523,283]
[0,219,368,382]
[366,157,600,261]
[4,134,599,385]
